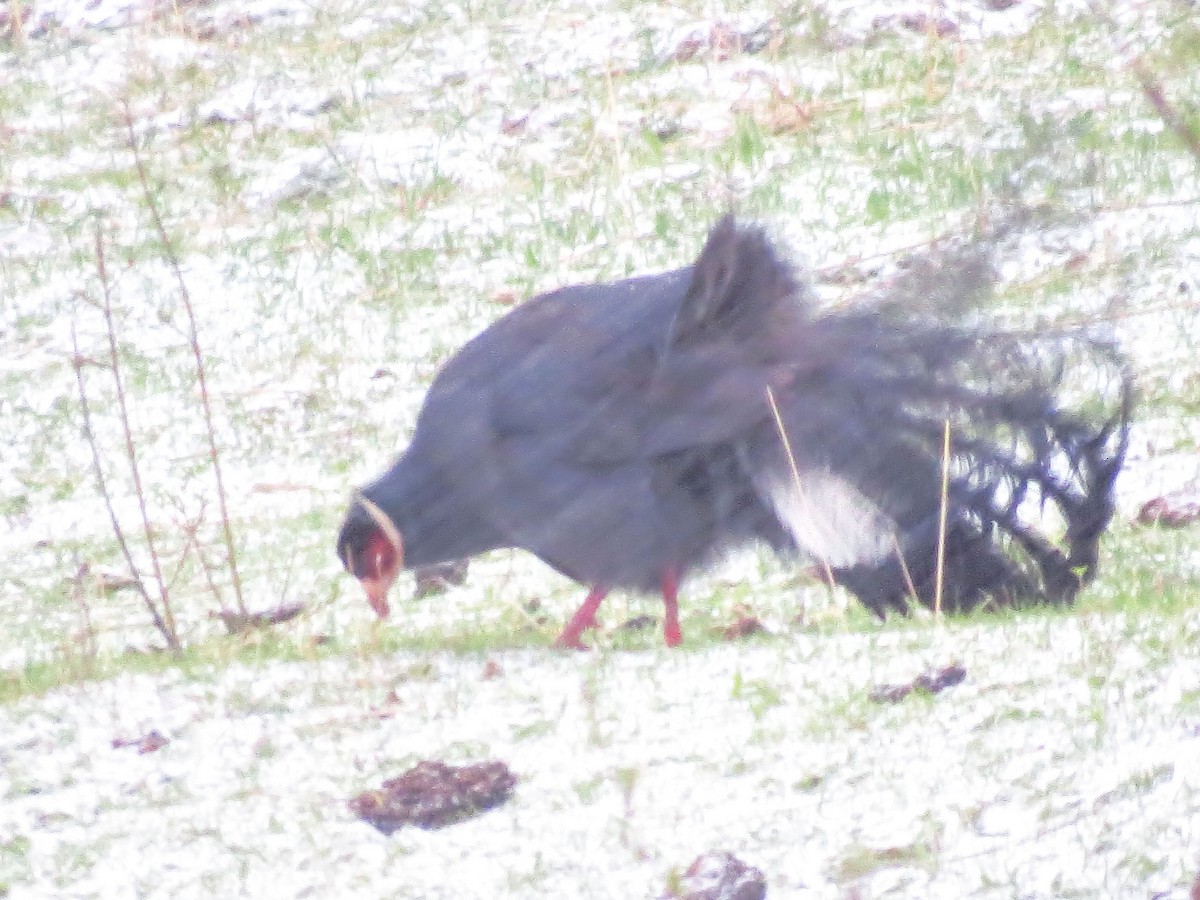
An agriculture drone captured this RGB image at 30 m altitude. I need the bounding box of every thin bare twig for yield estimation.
[67,562,99,666]
[71,313,179,650]
[275,544,300,611]
[192,538,227,608]
[164,495,228,609]
[121,100,247,615]
[163,527,199,596]
[95,224,180,644]
[1086,0,1200,167]
[1129,57,1200,166]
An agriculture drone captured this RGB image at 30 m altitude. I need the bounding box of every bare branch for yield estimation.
[71,312,179,651]
[121,100,247,615]
[1130,57,1200,166]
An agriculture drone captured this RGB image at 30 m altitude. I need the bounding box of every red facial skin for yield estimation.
[359,530,402,618]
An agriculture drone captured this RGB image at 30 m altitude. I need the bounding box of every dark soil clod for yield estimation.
[349,760,516,834]
[870,664,967,703]
[214,602,304,634]
[618,614,659,632]
[1136,489,1200,528]
[721,615,766,641]
[670,851,767,900]
[112,730,169,754]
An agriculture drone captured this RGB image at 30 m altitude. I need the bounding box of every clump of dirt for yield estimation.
[112,730,169,754]
[870,664,967,703]
[721,615,766,641]
[668,851,766,900]
[1136,488,1200,528]
[349,760,516,833]
[213,602,304,634]
[618,614,658,633]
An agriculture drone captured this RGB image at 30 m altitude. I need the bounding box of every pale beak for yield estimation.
[354,493,404,619]
[363,569,398,618]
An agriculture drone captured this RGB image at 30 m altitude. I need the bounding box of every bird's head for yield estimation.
[337,494,404,618]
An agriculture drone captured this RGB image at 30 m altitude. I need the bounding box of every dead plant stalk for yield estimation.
[121,100,247,615]
[934,418,951,619]
[72,288,180,650]
[765,386,840,599]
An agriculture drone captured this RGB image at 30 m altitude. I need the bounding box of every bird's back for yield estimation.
[408,220,802,590]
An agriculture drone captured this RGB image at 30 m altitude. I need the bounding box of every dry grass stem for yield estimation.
[766,386,843,605]
[933,418,952,619]
[891,534,921,611]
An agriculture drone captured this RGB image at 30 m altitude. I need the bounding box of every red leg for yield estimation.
[661,569,682,648]
[554,586,608,650]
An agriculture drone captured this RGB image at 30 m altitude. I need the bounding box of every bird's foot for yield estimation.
[552,633,592,651]
[553,586,608,651]
[661,568,683,648]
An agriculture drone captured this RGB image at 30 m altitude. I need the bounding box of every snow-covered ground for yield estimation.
[3,614,1200,898]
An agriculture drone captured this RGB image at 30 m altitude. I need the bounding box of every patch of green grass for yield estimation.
[833,828,941,883]
[0,509,1189,707]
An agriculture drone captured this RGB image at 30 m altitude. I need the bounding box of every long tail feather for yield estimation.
[767,316,1132,616]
